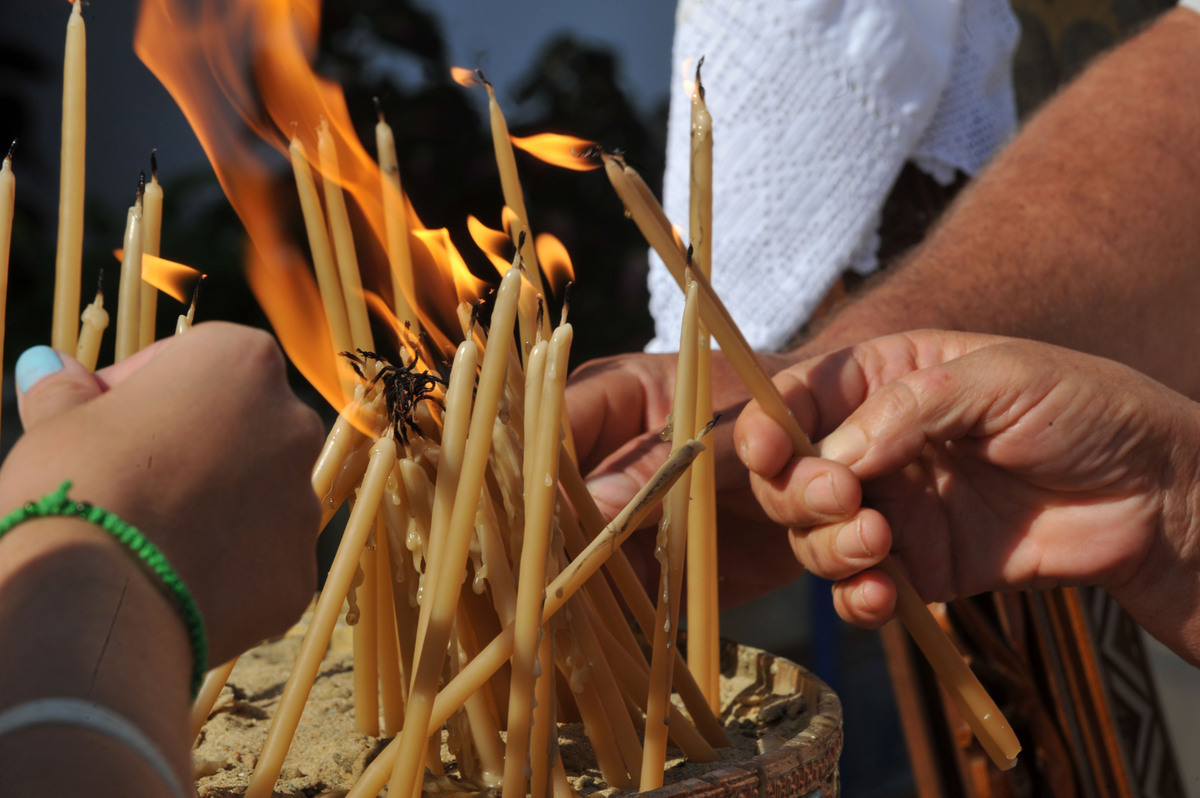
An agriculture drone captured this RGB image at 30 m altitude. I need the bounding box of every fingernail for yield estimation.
[16,346,63,394]
[585,472,637,514]
[835,518,872,560]
[819,423,868,466]
[803,472,843,516]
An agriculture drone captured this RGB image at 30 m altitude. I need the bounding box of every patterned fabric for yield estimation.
[646,0,1020,352]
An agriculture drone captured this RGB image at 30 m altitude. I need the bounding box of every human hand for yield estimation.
[565,348,804,607]
[1,322,324,664]
[735,330,1200,664]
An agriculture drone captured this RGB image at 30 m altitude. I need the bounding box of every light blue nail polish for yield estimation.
[15,346,64,394]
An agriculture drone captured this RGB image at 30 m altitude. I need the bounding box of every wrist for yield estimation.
[0,518,193,784]
[1109,391,1200,665]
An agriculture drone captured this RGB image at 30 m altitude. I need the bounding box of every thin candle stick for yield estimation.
[0,147,15,430]
[245,437,396,798]
[289,135,355,401]
[641,280,699,790]
[317,120,374,352]
[412,340,478,651]
[479,74,544,300]
[114,188,144,363]
[174,276,202,335]
[503,323,572,798]
[190,658,238,744]
[52,0,86,353]
[140,152,164,349]
[375,514,405,737]
[352,531,380,736]
[605,153,1021,769]
[687,62,721,713]
[374,102,419,332]
[388,270,521,798]
[75,275,108,372]
[346,439,704,798]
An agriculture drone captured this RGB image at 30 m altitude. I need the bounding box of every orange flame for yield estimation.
[534,233,573,297]
[510,134,599,171]
[113,249,205,304]
[413,229,486,307]
[134,0,470,412]
[450,66,478,88]
[467,215,513,277]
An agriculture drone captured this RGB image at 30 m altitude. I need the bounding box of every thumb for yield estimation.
[15,346,105,431]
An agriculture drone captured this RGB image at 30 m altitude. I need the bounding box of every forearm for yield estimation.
[0,519,193,795]
[810,8,1200,396]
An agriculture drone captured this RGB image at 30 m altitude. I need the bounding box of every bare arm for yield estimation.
[811,8,1200,395]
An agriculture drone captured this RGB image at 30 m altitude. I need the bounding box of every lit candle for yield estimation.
[686,61,720,713]
[114,188,144,363]
[139,152,164,349]
[289,135,355,401]
[318,120,374,353]
[246,436,396,798]
[347,439,705,798]
[641,279,699,790]
[53,0,86,353]
[75,276,108,372]
[480,75,544,299]
[374,103,420,332]
[0,146,14,430]
[503,322,572,798]
[173,276,202,336]
[605,153,1021,769]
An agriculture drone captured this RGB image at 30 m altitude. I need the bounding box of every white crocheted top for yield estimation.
[645,0,1020,352]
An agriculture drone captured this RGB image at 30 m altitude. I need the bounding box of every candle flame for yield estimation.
[467,215,513,277]
[113,249,205,304]
[510,134,600,172]
[413,229,486,306]
[534,233,573,297]
[134,0,479,414]
[450,66,478,88]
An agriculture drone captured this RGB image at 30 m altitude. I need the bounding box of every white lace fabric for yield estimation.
[646,0,1020,352]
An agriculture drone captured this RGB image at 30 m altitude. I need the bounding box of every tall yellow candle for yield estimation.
[374,105,419,332]
[352,534,380,736]
[412,340,478,651]
[114,192,144,363]
[317,120,374,353]
[686,62,720,713]
[139,154,163,350]
[75,277,108,372]
[53,0,86,353]
[289,135,355,401]
[189,658,238,744]
[375,514,405,737]
[503,322,572,798]
[246,437,396,798]
[0,147,14,432]
[389,269,521,798]
[481,76,544,298]
[641,280,699,790]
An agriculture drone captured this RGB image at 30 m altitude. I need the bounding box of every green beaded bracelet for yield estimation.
[0,481,208,699]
